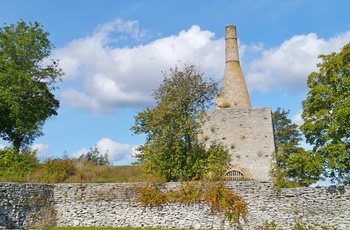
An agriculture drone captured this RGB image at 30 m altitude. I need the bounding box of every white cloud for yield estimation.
[95,138,135,163]
[31,143,50,159]
[245,31,350,93]
[54,19,224,114]
[54,18,350,114]
[291,110,303,127]
[71,138,136,165]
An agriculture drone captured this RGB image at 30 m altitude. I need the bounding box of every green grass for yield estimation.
[52,228,188,230]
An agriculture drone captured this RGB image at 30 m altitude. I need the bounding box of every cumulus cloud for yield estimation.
[71,138,136,165]
[54,19,224,114]
[54,18,350,114]
[31,143,50,159]
[95,138,136,163]
[245,31,350,93]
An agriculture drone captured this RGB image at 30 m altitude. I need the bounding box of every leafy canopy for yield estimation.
[272,108,322,187]
[0,20,63,153]
[301,42,350,184]
[131,63,229,181]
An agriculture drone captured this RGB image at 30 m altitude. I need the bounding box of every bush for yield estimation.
[29,158,76,183]
[78,146,109,166]
[136,183,167,207]
[204,181,247,224]
[136,181,247,225]
[0,148,39,182]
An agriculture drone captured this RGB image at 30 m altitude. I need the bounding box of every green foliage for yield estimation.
[301,42,350,184]
[131,63,230,182]
[271,108,322,187]
[0,148,38,181]
[52,228,190,230]
[0,20,63,153]
[204,143,231,181]
[78,146,110,166]
[136,182,247,225]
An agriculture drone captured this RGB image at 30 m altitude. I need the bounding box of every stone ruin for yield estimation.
[201,25,275,181]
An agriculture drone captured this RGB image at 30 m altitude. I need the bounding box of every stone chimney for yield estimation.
[216,25,251,109]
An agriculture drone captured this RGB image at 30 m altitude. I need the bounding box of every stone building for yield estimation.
[201,25,275,181]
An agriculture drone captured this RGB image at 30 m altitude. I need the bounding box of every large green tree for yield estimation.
[301,43,350,184]
[131,63,229,181]
[0,21,63,153]
[272,108,322,187]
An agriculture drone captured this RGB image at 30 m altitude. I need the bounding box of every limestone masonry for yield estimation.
[1,182,349,229]
[203,25,275,181]
[202,108,275,181]
[216,25,251,108]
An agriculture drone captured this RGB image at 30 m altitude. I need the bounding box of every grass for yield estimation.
[0,148,162,183]
[52,228,188,230]
[0,157,161,183]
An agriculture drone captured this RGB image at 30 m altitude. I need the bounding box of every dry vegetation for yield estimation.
[0,149,161,183]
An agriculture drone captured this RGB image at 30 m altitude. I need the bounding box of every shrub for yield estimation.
[204,181,247,224]
[78,146,110,166]
[168,182,203,204]
[30,158,76,183]
[136,181,247,225]
[0,148,39,182]
[136,183,167,207]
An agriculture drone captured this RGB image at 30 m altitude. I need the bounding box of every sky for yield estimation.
[0,0,350,165]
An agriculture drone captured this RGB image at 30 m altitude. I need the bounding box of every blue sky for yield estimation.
[1,0,350,164]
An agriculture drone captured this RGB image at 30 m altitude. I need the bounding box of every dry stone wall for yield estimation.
[0,182,349,229]
[0,183,54,229]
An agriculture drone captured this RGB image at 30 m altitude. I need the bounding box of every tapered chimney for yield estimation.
[216,25,251,108]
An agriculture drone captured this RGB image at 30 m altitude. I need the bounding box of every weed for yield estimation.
[220,101,231,108]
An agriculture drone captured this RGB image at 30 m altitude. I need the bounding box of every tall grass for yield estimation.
[27,160,161,183]
[0,148,160,183]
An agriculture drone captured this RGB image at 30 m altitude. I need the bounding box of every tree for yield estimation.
[131,63,229,181]
[0,20,63,153]
[78,146,110,166]
[272,108,322,187]
[301,43,350,184]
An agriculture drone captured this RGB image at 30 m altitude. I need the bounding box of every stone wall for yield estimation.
[1,182,349,229]
[201,108,276,181]
[0,183,55,229]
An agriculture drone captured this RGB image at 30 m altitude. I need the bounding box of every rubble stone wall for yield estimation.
[1,182,349,229]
